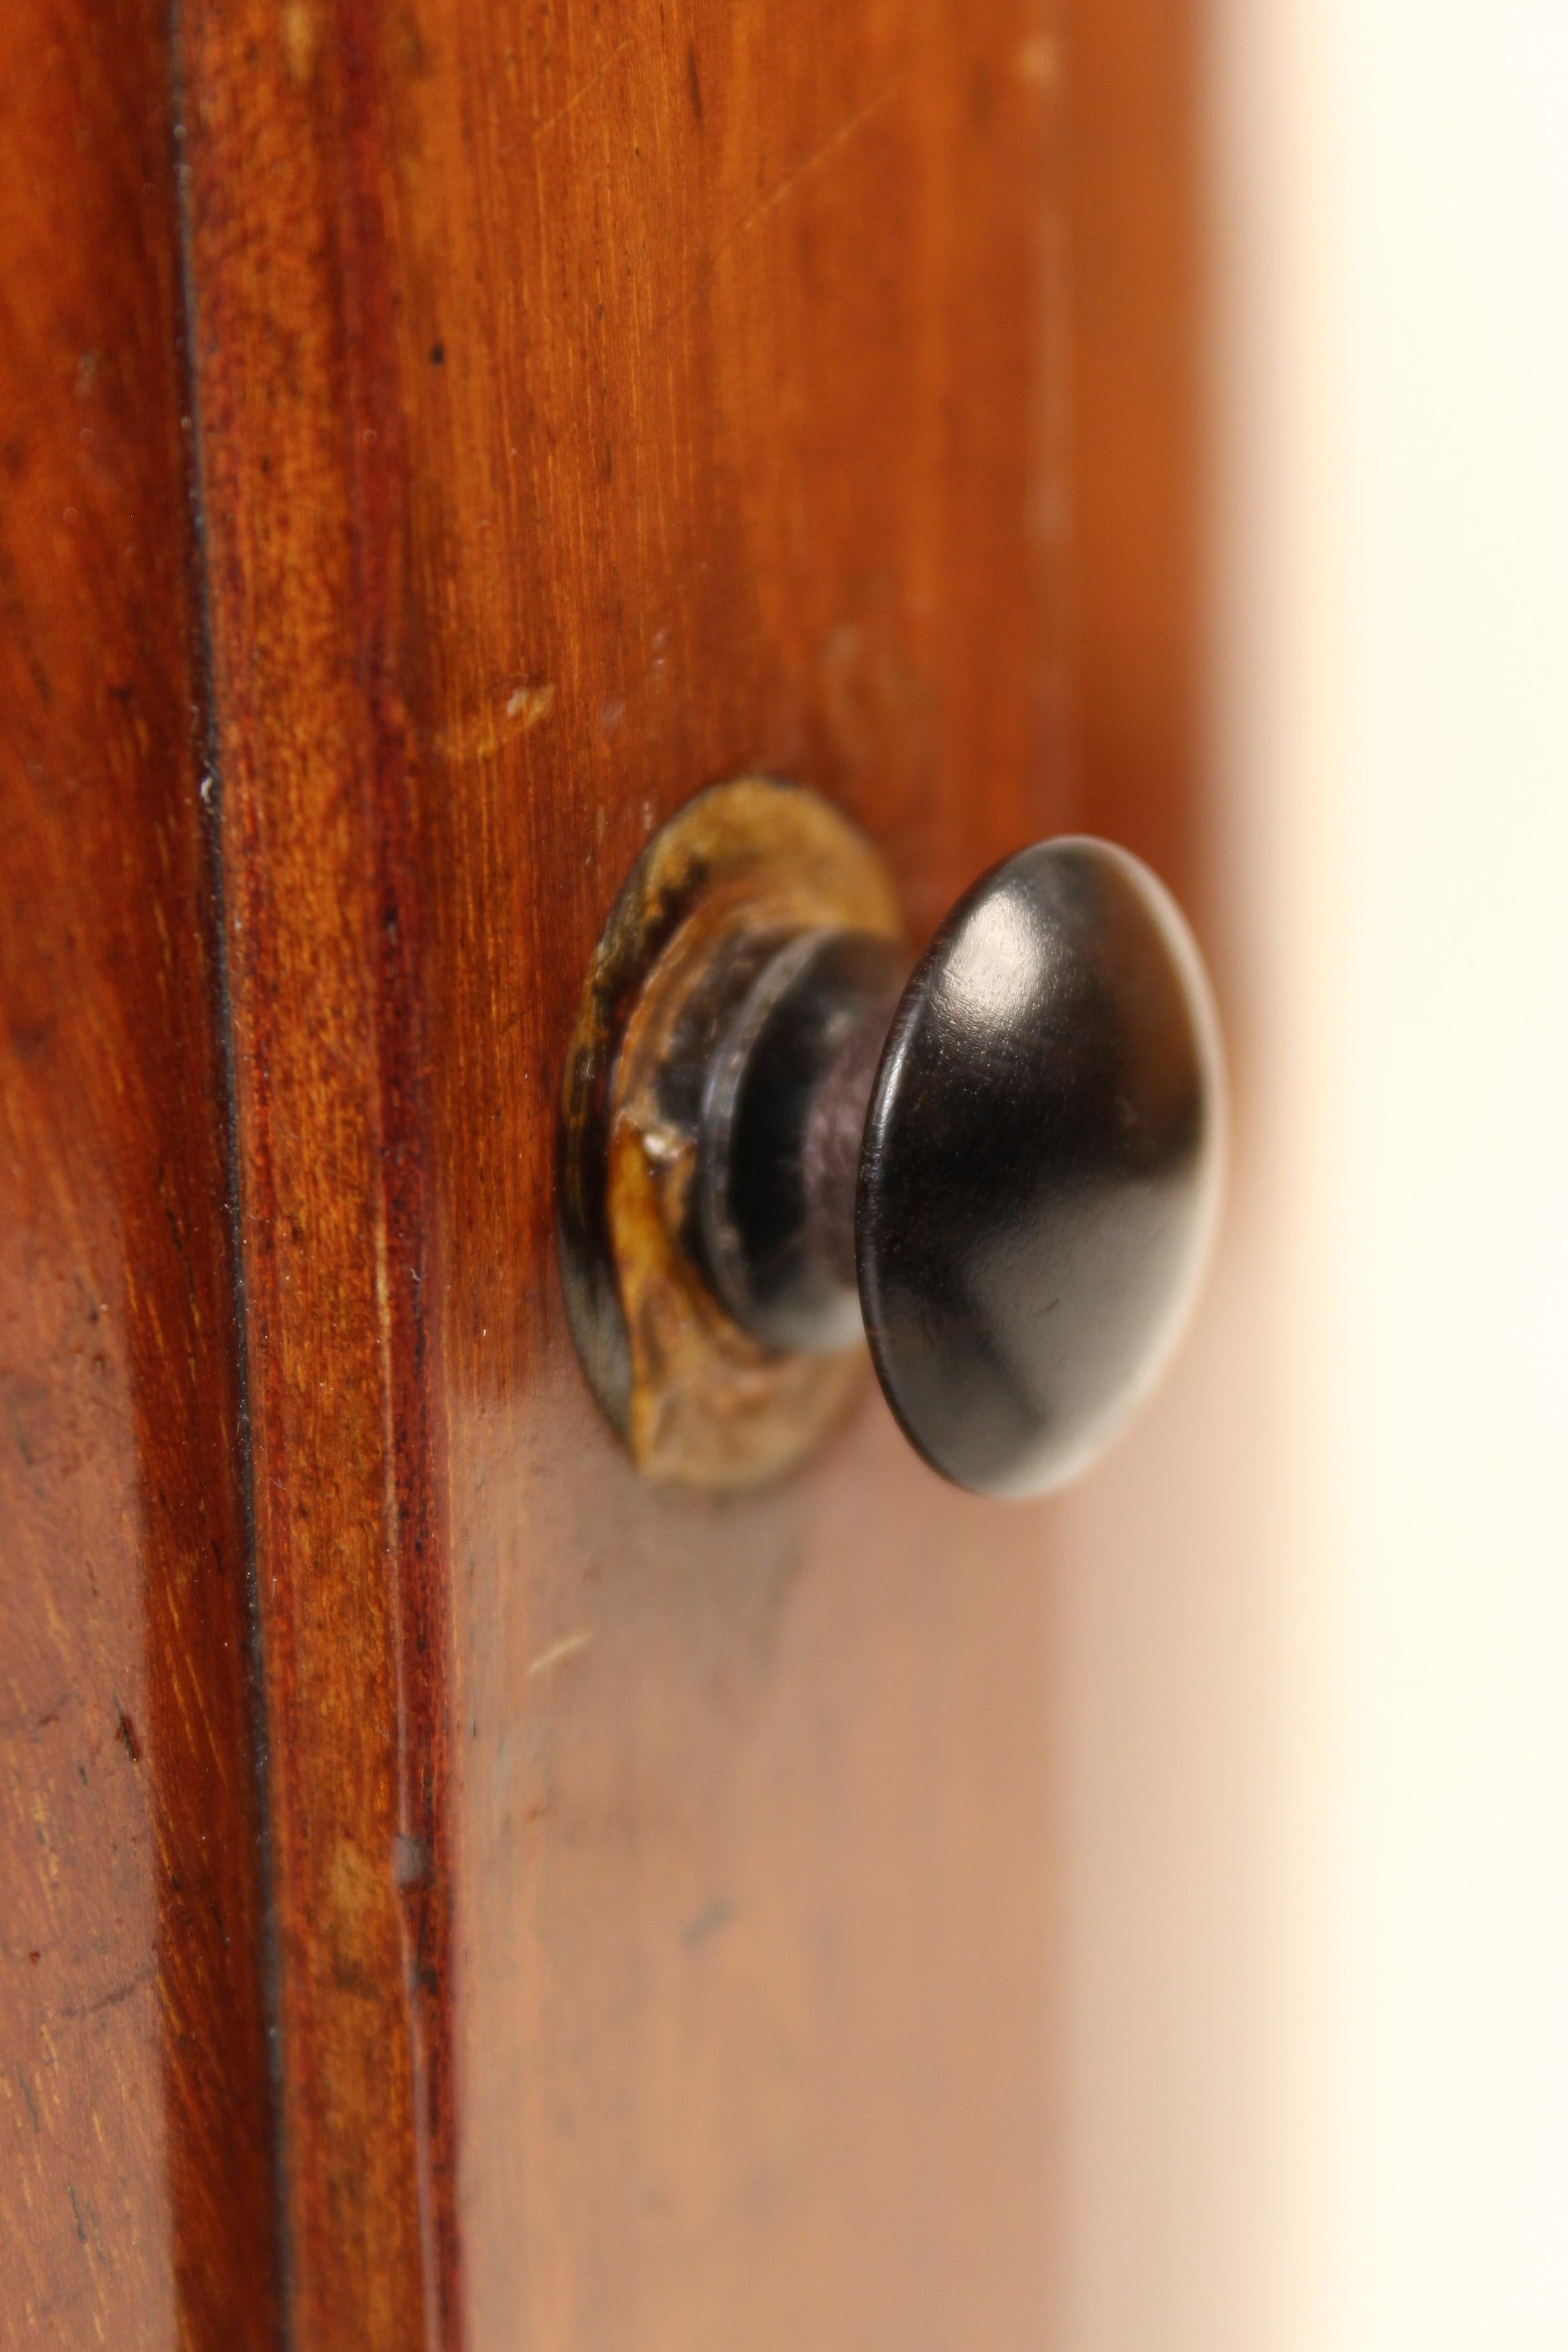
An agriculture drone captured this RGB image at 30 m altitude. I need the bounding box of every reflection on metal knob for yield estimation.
[558,781,1224,1497]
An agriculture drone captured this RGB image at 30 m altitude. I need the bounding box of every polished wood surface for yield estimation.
[409,7,1064,2334]
[1,0,1206,2340]
[1065,0,1205,907]
[0,2,278,2342]
[179,0,1064,2343]
[177,0,461,2336]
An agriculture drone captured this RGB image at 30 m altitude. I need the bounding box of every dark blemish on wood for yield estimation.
[329,1954,380,2002]
[687,39,703,126]
[681,1897,736,1948]
[61,1961,157,2020]
[67,2178,106,2259]
[391,1833,429,1886]
[9,1021,54,1062]
[17,2066,41,2132]
[115,1706,141,1765]
[429,340,445,365]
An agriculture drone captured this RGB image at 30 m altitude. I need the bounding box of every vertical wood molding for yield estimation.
[0,1,280,2341]
[176,2,460,2341]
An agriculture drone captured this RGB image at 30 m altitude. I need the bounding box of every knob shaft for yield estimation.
[697,837,1225,1497]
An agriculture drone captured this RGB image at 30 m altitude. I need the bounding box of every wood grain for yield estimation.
[0,1,278,2342]
[1064,0,1206,907]
[178,0,1068,2343]
[0,0,1210,2336]
[176,2,459,2342]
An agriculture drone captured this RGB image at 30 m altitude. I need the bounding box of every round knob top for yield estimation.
[559,780,1225,1496]
[856,838,1224,1497]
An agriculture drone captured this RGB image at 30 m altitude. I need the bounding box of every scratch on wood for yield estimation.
[59,1961,157,2020]
[431,681,555,762]
[505,30,640,150]
[504,681,554,731]
[730,74,907,245]
[525,1629,593,1678]
[656,70,908,338]
[681,1897,736,1948]
[13,2068,42,2134]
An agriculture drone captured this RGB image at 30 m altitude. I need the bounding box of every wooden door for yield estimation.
[1,0,1202,2345]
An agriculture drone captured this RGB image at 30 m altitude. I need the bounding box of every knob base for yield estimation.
[557,779,902,1489]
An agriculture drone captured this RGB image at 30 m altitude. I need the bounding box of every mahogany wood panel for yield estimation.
[1064,0,1205,909]
[178,0,1070,2345]
[176,7,459,2344]
[0,1,278,2343]
[0,0,1209,2338]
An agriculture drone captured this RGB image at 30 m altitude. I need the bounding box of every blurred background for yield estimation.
[1055,0,1568,2345]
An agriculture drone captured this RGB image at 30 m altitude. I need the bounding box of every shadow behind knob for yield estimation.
[858,838,1225,1497]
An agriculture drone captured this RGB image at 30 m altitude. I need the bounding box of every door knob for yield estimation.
[559,781,1224,1497]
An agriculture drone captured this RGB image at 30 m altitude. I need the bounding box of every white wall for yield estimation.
[1052,2,1568,2345]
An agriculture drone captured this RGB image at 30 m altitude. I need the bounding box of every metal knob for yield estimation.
[694,838,1225,1496]
[559,783,1225,1497]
